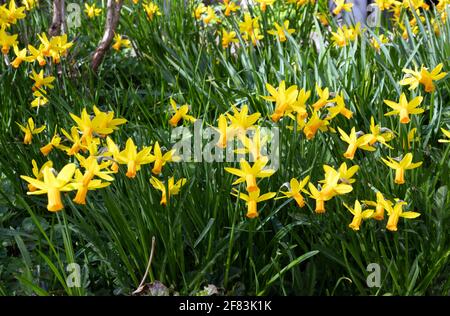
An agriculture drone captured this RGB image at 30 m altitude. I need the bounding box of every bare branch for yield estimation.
[48,0,66,37]
[92,0,124,72]
[132,237,156,295]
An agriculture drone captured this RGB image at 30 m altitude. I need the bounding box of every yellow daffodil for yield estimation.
[344,200,374,231]
[384,93,424,124]
[321,162,359,185]
[143,2,161,20]
[116,138,155,178]
[400,63,447,93]
[61,127,85,156]
[193,3,206,20]
[370,34,389,53]
[374,0,401,10]
[365,117,394,148]
[216,114,233,148]
[338,127,375,160]
[276,176,310,207]
[168,98,196,127]
[27,159,53,192]
[112,34,131,51]
[30,69,55,91]
[226,104,261,137]
[267,20,295,42]
[382,199,420,231]
[381,153,422,184]
[222,0,239,16]
[438,128,450,143]
[21,163,76,212]
[255,0,276,12]
[17,117,45,144]
[235,127,268,162]
[40,134,67,156]
[203,6,220,24]
[327,92,353,119]
[262,80,298,122]
[10,45,29,68]
[0,27,18,54]
[92,105,127,136]
[231,188,276,218]
[27,44,46,66]
[332,0,353,15]
[363,191,392,220]
[225,157,275,192]
[31,90,48,108]
[221,29,238,49]
[72,169,110,205]
[84,3,102,19]
[303,111,329,140]
[150,176,187,205]
[312,85,332,111]
[289,88,311,121]
[2,0,26,26]
[149,141,178,175]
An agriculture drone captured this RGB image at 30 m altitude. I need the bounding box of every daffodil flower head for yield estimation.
[231,188,276,218]
[381,153,422,184]
[225,157,275,193]
[344,200,374,231]
[21,163,77,212]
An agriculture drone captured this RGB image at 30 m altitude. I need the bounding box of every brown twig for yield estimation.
[132,236,156,295]
[48,0,66,37]
[91,0,124,72]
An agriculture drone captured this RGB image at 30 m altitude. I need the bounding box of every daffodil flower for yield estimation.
[116,138,154,178]
[267,20,295,42]
[29,69,55,91]
[143,2,161,21]
[27,159,53,192]
[216,114,234,148]
[92,105,127,136]
[400,63,447,93]
[0,26,18,54]
[381,153,422,184]
[344,200,374,231]
[365,117,394,148]
[438,128,450,143]
[231,188,276,218]
[11,45,29,68]
[21,163,76,212]
[332,0,353,15]
[72,169,110,205]
[321,162,358,185]
[384,93,424,124]
[84,3,102,19]
[338,127,375,160]
[276,176,310,207]
[222,0,239,16]
[150,176,187,205]
[303,111,329,140]
[382,200,420,232]
[327,92,353,119]
[221,29,238,49]
[27,44,46,66]
[225,157,275,192]
[235,127,268,162]
[363,191,392,220]
[17,117,45,144]
[61,126,84,156]
[203,6,220,24]
[2,0,26,25]
[149,141,178,175]
[289,88,311,121]
[312,85,332,111]
[168,98,196,127]
[40,134,67,156]
[255,0,275,12]
[112,34,131,51]
[75,155,114,187]
[262,80,298,122]
[226,104,261,137]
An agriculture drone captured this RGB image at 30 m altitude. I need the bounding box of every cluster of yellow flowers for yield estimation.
[19,106,189,212]
[1,1,73,107]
